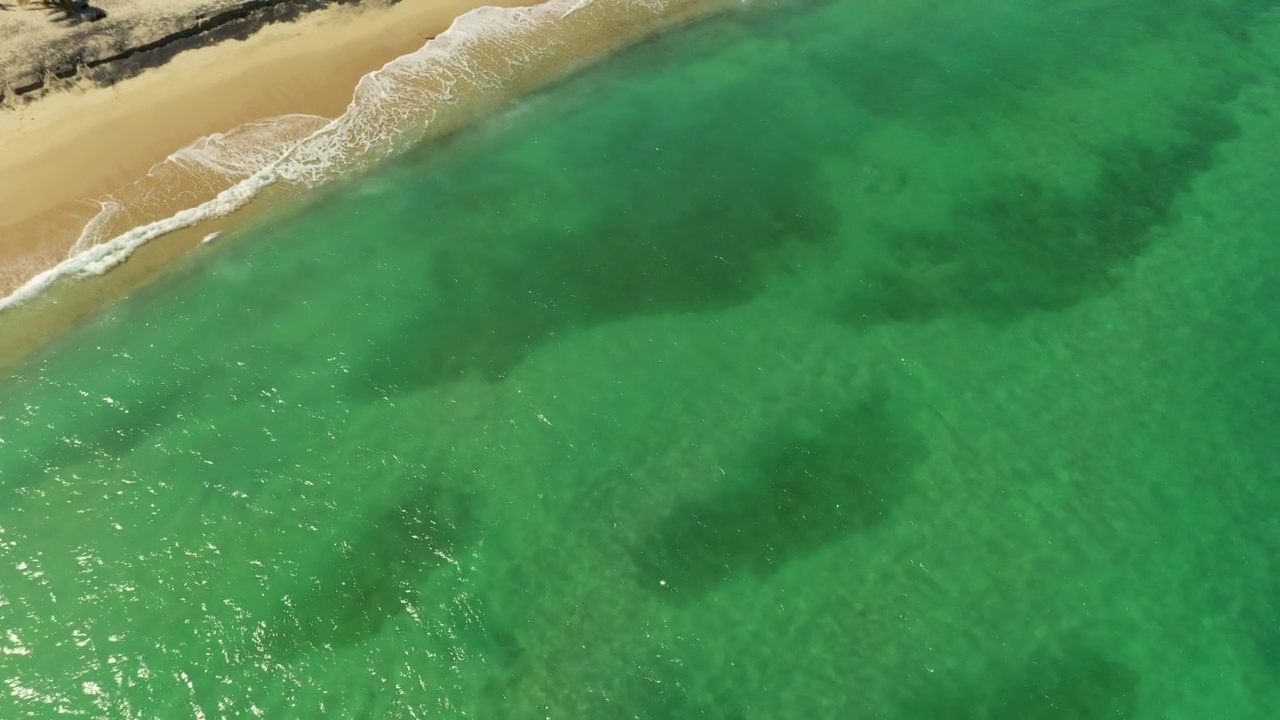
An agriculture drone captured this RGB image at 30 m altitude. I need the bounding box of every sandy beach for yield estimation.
[0,0,533,367]
[0,0,532,282]
[0,0,728,369]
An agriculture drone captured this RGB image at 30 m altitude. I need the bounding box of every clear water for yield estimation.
[2,0,1279,717]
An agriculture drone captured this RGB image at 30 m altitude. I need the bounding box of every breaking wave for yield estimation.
[0,0,727,312]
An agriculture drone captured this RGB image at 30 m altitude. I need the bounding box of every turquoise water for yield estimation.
[3,0,1280,717]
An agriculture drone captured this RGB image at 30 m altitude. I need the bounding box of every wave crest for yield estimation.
[1,0,726,313]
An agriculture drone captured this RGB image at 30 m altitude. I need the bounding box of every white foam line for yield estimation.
[561,0,594,18]
[0,0,686,314]
[64,113,329,257]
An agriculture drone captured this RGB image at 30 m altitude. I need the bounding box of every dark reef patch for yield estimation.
[837,105,1240,326]
[352,133,836,395]
[0,379,186,491]
[269,467,479,657]
[796,0,1271,125]
[345,22,840,396]
[629,385,925,601]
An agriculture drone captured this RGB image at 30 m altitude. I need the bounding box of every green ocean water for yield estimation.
[2,0,1279,717]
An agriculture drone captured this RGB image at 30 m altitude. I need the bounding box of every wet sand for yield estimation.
[0,0,730,370]
[0,0,535,368]
[0,0,533,285]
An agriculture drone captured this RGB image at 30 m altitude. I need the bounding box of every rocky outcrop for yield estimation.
[1,0,375,106]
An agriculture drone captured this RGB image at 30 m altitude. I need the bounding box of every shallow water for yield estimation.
[2,0,1279,717]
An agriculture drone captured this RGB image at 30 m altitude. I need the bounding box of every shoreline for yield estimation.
[0,0,731,371]
[0,0,534,281]
[1,0,536,370]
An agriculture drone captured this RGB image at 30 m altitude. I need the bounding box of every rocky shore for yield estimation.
[0,0,374,106]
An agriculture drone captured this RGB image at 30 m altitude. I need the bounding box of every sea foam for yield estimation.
[0,0,725,313]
